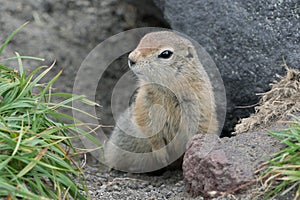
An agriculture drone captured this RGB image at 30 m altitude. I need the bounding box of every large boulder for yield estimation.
[153,0,300,132]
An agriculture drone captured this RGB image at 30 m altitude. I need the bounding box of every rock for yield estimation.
[125,0,167,25]
[182,67,299,198]
[0,0,138,107]
[152,0,300,133]
[182,132,284,198]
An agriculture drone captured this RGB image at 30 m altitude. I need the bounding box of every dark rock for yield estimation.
[125,0,168,26]
[153,0,300,133]
[182,132,285,198]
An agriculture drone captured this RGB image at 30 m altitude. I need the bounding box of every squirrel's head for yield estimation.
[128,31,199,83]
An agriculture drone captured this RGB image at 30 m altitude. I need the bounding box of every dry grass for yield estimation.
[234,65,300,134]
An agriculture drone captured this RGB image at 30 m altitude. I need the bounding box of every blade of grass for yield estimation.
[40,67,61,101]
[15,147,48,179]
[17,64,53,99]
[15,52,24,78]
[0,56,44,62]
[0,22,29,54]
[11,120,24,156]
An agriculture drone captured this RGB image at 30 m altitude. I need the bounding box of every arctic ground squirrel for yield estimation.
[104,31,218,172]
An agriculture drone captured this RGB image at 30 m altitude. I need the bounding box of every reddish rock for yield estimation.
[183,132,285,198]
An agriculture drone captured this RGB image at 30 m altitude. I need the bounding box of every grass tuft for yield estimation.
[0,23,98,199]
[260,117,300,200]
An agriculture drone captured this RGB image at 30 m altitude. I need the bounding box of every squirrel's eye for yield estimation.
[158,50,173,59]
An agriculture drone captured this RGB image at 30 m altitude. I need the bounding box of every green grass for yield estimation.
[260,117,300,200]
[0,23,99,199]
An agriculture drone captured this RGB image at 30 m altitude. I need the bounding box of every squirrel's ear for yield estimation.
[186,46,195,59]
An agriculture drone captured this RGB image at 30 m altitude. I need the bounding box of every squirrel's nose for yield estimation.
[128,51,137,67]
[128,58,136,67]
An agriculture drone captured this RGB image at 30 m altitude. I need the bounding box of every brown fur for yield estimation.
[104,31,218,172]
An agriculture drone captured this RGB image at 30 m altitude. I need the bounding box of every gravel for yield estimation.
[81,164,264,200]
[82,165,189,200]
